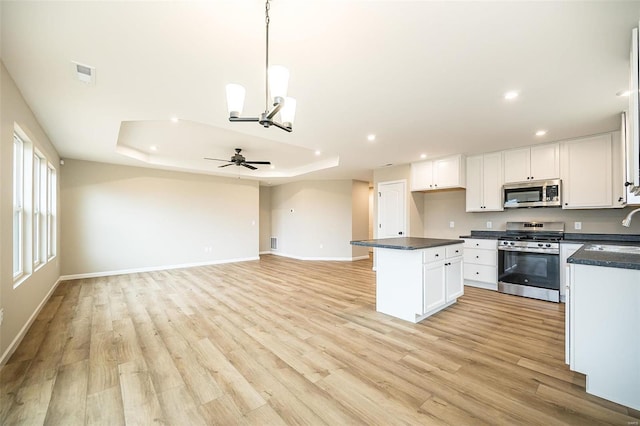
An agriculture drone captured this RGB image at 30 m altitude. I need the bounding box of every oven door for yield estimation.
[498,248,560,302]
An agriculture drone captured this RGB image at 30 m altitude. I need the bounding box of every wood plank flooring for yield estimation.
[2,254,639,425]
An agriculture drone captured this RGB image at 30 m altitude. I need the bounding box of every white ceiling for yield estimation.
[2,1,639,185]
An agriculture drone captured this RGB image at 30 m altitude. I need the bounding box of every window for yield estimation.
[33,153,47,267]
[13,135,24,279]
[47,164,56,260]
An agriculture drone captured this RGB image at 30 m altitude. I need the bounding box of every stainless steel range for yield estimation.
[497,221,564,303]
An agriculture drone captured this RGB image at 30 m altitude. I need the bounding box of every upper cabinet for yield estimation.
[561,134,613,209]
[411,154,465,192]
[466,152,503,212]
[503,143,559,183]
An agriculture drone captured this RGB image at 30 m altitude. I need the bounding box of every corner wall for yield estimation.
[270,180,368,260]
[60,160,260,277]
[1,62,61,363]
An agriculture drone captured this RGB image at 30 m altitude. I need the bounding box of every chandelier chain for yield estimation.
[265,0,271,112]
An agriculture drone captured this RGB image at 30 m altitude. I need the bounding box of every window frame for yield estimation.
[13,134,24,280]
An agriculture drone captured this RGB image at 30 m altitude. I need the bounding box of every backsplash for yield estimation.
[422,189,640,239]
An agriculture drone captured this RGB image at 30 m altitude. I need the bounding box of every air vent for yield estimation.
[72,61,95,85]
[270,237,278,250]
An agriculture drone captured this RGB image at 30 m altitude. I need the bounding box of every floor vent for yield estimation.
[270,237,277,250]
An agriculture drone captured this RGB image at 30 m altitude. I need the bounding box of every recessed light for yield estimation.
[314,150,321,156]
[367,134,376,142]
[270,165,275,169]
[535,130,547,136]
[617,90,631,97]
[420,153,427,159]
[149,145,158,151]
[170,116,179,123]
[504,90,519,100]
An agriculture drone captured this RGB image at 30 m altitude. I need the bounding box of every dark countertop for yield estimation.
[350,237,464,250]
[459,231,505,240]
[568,244,640,270]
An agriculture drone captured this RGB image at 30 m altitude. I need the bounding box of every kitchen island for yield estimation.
[566,244,640,410]
[351,237,464,323]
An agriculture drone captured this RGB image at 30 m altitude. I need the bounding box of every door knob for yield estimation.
[398,231,403,235]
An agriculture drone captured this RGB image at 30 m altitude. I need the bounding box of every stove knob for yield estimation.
[537,243,543,247]
[509,242,515,246]
[546,243,551,248]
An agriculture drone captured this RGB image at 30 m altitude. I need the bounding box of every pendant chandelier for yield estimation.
[225,0,296,132]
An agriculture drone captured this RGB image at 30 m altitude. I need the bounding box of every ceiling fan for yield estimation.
[204,148,271,170]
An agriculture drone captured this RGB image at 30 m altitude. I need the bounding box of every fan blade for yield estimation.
[204,157,230,162]
[244,161,271,165]
[218,163,233,168]
[242,164,257,170]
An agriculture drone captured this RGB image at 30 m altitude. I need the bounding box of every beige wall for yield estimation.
[60,160,260,276]
[422,189,640,239]
[1,63,61,362]
[259,185,272,253]
[372,164,424,237]
[270,180,366,260]
[351,180,370,258]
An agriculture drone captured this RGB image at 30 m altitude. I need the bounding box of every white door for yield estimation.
[377,180,406,238]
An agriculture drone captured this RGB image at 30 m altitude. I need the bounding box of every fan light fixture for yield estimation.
[225,0,296,132]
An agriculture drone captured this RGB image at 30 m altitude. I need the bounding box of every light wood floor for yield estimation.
[2,254,639,425]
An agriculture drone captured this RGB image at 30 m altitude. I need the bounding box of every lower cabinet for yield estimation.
[462,239,498,290]
[422,244,463,316]
[374,244,463,323]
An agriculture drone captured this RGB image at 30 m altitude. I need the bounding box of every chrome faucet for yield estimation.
[622,207,640,227]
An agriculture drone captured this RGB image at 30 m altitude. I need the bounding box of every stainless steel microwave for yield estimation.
[503,179,562,208]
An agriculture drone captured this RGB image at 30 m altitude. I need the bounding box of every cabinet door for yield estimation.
[465,155,483,212]
[482,152,504,211]
[530,143,559,181]
[434,156,460,189]
[503,147,531,183]
[446,257,464,301]
[410,160,434,191]
[423,262,446,313]
[561,135,612,208]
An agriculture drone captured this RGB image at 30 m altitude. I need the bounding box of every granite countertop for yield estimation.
[460,231,640,244]
[568,244,640,270]
[350,237,464,250]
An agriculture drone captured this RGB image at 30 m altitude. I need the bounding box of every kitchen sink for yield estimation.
[584,244,640,254]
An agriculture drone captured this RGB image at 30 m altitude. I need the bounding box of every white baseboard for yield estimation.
[259,250,273,255]
[59,256,260,281]
[1,277,63,366]
[270,251,368,262]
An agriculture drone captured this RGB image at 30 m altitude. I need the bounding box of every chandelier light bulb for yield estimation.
[280,97,297,127]
[268,65,290,100]
[226,83,246,117]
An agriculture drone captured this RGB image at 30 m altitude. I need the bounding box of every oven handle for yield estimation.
[498,247,560,255]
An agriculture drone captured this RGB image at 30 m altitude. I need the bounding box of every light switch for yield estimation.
[449,221,455,228]
[574,221,582,230]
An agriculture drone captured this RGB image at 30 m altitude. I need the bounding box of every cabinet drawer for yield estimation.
[463,239,498,250]
[423,247,446,263]
[463,264,497,284]
[446,244,463,258]
[463,248,496,266]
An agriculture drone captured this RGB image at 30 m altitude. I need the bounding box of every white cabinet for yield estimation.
[375,243,463,323]
[423,244,463,314]
[462,239,498,290]
[569,263,640,410]
[411,155,465,191]
[503,143,559,183]
[561,242,582,365]
[561,134,613,209]
[465,152,503,212]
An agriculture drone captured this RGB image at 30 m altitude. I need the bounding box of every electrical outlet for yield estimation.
[449,221,455,228]
[574,221,582,230]
[486,221,493,229]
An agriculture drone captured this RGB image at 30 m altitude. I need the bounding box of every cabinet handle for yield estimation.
[476,272,479,275]
[435,254,439,257]
[476,255,479,259]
